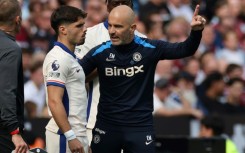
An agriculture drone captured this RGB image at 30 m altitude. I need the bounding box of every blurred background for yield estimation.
[17,0,245,152]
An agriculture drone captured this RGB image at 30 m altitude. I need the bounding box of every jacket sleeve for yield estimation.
[79,48,98,76]
[0,49,21,133]
[154,30,202,60]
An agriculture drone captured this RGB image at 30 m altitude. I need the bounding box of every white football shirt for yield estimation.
[43,42,87,136]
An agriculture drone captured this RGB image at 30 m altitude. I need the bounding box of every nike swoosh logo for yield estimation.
[106,58,115,61]
[145,140,153,145]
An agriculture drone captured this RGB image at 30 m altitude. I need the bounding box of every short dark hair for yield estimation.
[174,71,195,83]
[201,115,224,136]
[155,78,170,89]
[51,5,87,34]
[226,77,244,87]
[203,71,223,90]
[225,63,242,75]
[143,9,161,33]
[0,0,21,25]
[107,0,133,9]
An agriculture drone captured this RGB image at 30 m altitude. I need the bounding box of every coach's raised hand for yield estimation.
[191,5,206,31]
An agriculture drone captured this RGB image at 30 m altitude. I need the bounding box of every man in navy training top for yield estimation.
[75,0,146,144]
[80,4,206,153]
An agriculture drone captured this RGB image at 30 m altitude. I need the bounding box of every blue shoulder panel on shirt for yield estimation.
[54,42,76,58]
[92,41,112,56]
[103,20,108,29]
[134,35,156,48]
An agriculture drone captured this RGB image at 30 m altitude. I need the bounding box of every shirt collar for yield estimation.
[0,29,15,41]
[54,41,76,58]
[103,20,109,29]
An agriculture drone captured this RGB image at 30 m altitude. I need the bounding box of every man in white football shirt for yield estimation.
[75,0,146,143]
[43,6,90,153]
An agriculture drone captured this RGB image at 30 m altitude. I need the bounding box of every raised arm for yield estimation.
[154,5,206,60]
[191,5,206,31]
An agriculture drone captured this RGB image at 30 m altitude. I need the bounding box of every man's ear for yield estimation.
[59,25,67,35]
[15,16,22,26]
[130,24,137,34]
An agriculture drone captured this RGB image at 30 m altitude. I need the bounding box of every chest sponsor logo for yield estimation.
[105,65,144,77]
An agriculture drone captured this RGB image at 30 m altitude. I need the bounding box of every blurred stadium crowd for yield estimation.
[17,0,245,150]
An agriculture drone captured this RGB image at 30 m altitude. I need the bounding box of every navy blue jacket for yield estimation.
[80,30,202,131]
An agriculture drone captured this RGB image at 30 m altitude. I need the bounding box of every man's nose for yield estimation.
[109,27,115,34]
[83,26,87,31]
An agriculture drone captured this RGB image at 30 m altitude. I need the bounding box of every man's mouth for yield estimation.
[110,36,119,41]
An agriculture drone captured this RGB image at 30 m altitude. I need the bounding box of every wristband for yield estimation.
[10,128,19,135]
[64,130,76,141]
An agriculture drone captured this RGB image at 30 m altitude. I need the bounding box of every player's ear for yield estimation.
[59,25,67,35]
[130,24,136,34]
[15,16,22,26]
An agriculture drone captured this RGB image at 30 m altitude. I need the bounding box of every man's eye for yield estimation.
[77,24,84,28]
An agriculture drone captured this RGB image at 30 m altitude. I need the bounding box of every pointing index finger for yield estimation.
[193,5,200,17]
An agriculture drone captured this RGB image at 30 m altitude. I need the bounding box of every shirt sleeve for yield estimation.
[79,48,98,76]
[0,49,21,132]
[153,30,202,60]
[45,58,69,88]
